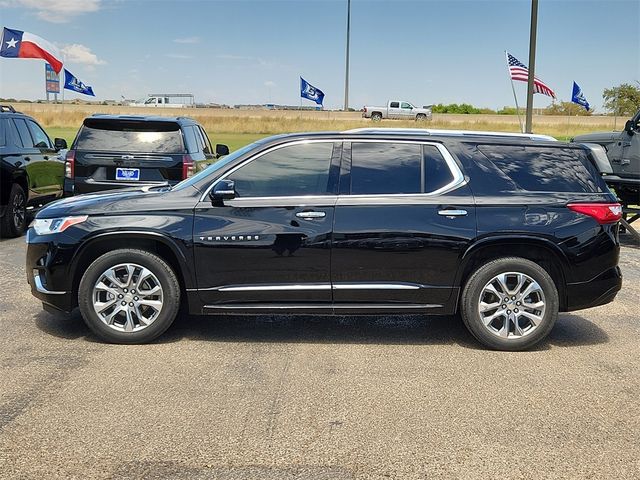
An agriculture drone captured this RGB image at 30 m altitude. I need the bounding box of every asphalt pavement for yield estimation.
[0,235,638,479]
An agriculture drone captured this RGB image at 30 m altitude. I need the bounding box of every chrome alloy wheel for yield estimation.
[12,190,26,230]
[478,272,546,339]
[92,263,164,333]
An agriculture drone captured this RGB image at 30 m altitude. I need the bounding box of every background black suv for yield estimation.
[26,130,622,350]
[0,105,67,238]
[64,115,228,195]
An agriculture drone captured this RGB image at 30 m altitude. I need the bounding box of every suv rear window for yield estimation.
[477,145,604,193]
[76,120,185,153]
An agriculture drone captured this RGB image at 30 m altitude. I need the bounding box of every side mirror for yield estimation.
[209,179,235,204]
[215,144,230,157]
[54,138,68,150]
[624,119,636,135]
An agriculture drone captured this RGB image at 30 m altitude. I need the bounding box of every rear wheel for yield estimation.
[460,257,558,351]
[371,112,382,122]
[1,183,27,238]
[78,249,180,344]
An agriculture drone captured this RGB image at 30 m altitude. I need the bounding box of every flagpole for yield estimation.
[505,51,524,133]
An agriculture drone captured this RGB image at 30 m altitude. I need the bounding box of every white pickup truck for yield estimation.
[362,101,433,121]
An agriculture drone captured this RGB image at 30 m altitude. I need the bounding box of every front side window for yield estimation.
[401,102,412,109]
[228,142,334,197]
[27,120,51,149]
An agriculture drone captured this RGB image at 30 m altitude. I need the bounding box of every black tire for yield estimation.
[415,114,426,122]
[78,249,181,344]
[371,112,382,122]
[460,257,558,351]
[0,183,27,238]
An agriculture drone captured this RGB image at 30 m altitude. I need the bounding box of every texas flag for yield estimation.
[0,27,63,73]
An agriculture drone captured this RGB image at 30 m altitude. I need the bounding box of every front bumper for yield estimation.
[26,233,76,313]
[565,266,622,312]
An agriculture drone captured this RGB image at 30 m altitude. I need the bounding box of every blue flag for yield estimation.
[571,81,590,111]
[64,69,95,96]
[300,77,324,105]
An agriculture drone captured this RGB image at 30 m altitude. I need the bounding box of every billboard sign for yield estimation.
[45,63,60,94]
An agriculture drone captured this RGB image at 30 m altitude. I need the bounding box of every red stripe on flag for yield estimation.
[18,41,63,73]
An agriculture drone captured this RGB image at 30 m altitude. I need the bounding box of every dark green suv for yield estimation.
[0,105,67,238]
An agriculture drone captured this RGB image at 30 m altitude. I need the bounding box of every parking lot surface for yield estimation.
[0,235,639,479]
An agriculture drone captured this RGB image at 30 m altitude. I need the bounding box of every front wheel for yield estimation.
[415,114,427,122]
[0,183,27,238]
[78,249,181,344]
[460,257,558,351]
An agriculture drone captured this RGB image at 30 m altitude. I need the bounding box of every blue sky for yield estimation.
[0,0,638,111]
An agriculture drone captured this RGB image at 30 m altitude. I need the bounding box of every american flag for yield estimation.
[507,52,556,99]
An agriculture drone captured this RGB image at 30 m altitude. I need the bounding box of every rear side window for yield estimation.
[424,145,454,192]
[477,145,604,193]
[13,119,33,147]
[351,143,422,194]
[75,120,185,153]
[390,102,400,108]
[350,143,455,195]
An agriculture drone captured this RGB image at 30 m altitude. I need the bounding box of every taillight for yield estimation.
[567,203,622,224]
[182,154,195,179]
[64,149,75,178]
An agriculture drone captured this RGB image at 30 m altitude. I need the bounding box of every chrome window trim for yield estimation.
[203,303,442,310]
[199,138,466,203]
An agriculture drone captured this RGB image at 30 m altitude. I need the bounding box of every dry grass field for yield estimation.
[14,102,628,150]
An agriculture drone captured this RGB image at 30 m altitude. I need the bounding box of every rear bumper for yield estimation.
[565,266,622,312]
[65,178,174,195]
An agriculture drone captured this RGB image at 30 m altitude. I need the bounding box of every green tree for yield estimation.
[603,83,640,116]
[543,101,592,116]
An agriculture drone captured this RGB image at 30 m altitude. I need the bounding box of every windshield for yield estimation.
[172,140,265,192]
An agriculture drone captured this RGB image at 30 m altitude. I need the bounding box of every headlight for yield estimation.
[31,215,88,235]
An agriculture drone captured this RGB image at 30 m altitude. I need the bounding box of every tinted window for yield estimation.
[228,142,333,197]
[183,126,198,154]
[197,127,212,155]
[76,120,185,153]
[13,119,33,147]
[390,102,400,108]
[351,142,421,194]
[27,120,51,148]
[0,119,6,146]
[477,145,604,193]
[401,102,412,109]
[424,145,454,192]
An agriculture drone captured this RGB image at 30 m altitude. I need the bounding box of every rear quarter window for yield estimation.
[476,144,604,193]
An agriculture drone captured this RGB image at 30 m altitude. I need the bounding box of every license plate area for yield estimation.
[116,167,140,181]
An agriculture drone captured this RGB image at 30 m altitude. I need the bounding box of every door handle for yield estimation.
[438,209,468,217]
[24,157,31,161]
[296,211,326,219]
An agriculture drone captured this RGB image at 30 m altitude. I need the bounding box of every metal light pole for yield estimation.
[525,0,538,133]
[343,0,351,111]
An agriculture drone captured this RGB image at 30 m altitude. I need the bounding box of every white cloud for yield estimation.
[174,36,200,44]
[61,44,106,65]
[6,0,101,23]
[166,53,192,59]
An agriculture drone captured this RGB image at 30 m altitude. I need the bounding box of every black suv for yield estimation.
[0,105,67,238]
[26,130,623,350]
[64,115,228,195]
